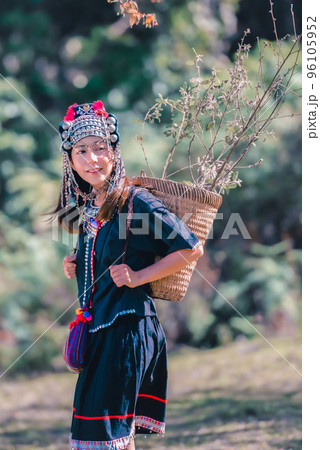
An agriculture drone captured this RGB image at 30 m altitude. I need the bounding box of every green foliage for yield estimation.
[181,241,301,348]
[0,210,75,374]
[0,0,301,374]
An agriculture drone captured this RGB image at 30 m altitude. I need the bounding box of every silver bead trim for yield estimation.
[62,121,71,130]
[107,116,116,125]
[108,124,116,133]
[89,310,137,333]
[63,141,72,150]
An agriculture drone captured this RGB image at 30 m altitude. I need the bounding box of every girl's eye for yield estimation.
[76,149,86,154]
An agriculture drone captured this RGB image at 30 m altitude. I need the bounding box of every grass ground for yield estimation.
[0,335,301,450]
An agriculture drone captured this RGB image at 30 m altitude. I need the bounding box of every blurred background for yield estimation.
[0,0,301,448]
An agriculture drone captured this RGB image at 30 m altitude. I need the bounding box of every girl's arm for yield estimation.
[109,244,204,288]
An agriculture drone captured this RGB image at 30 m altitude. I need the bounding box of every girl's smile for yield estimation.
[87,168,102,174]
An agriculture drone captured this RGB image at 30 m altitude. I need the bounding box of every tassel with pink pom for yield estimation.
[92,100,109,118]
[64,103,78,122]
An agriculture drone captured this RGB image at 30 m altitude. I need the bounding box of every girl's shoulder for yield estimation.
[129,185,166,213]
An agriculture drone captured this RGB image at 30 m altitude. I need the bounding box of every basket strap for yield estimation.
[121,187,141,264]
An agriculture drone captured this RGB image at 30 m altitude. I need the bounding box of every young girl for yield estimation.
[52,101,203,450]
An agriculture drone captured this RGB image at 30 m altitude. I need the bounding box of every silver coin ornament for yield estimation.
[107,116,116,125]
[62,121,71,130]
[63,141,72,151]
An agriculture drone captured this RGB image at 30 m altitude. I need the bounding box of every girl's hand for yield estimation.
[109,264,139,288]
[63,253,77,279]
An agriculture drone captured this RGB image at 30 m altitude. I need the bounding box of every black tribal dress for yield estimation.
[69,186,201,450]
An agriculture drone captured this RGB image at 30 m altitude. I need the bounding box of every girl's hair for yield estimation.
[95,174,133,224]
[45,150,133,234]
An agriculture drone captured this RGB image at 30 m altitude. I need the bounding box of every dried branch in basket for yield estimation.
[137,3,301,194]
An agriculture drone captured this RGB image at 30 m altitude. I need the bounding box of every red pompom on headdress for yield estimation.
[92,100,109,118]
[64,103,78,121]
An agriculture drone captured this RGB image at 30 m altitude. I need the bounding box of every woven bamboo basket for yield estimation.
[132,175,223,302]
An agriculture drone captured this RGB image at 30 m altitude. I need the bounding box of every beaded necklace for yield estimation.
[82,199,106,238]
[81,198,119,307]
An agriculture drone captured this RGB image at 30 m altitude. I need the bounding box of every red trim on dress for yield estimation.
[138,394,167,403]
[74,413,134,420]
[89,220,101,308]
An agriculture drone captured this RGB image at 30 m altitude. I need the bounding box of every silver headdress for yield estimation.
[58,101,126,208]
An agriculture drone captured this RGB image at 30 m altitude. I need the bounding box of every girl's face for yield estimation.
[70,136,115,189]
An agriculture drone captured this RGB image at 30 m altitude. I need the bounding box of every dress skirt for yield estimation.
[69,314,167,450]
